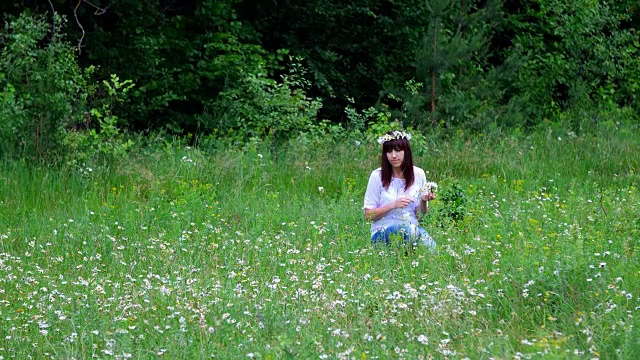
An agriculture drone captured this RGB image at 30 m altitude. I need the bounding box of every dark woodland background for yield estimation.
[1,0,639,160]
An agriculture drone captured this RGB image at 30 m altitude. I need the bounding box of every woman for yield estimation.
[363,130,436,249]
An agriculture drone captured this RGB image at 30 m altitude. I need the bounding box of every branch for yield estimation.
[47,0,55,38]
[73,0,109,54]
[83,0,108,15]
[73,0,84,54]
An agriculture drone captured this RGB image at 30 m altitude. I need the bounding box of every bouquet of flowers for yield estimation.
[421,182,438,196]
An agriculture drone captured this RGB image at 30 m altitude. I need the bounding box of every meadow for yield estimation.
[1,126,639,359]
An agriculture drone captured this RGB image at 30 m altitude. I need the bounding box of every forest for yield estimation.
[2,2,640,358]
[0,0,639,160]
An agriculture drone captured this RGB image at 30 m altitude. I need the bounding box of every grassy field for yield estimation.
[1,127,639,359]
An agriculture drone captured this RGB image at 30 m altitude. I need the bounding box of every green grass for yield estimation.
[1,127,639,359]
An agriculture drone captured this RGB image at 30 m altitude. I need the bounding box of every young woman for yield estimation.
[363,130,436,249]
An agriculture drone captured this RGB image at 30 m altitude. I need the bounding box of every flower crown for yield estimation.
[377,131,411,145]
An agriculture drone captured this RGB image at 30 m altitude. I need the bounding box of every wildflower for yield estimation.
[420,182,439,195]
[377,131,411,144]
[417,334,429,345]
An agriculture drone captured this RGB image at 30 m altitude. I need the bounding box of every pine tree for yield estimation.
[410,0,500,128]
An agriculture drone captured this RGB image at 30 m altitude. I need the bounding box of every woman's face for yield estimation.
[386,147,405,169]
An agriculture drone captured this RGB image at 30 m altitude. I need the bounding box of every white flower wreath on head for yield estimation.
[377,130,411,144]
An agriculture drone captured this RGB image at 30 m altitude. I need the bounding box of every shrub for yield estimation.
[199,55,322,147]
[0,13,87,161]
[63,74,136,167]
[438,181,468,222]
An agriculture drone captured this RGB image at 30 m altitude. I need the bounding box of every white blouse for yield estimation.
[363,166,427,235]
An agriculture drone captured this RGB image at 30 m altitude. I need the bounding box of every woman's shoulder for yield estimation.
[413,166,426,176]
[368,168,382,181]
[413,166,427,181]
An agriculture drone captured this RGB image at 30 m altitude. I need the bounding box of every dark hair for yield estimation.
[380,132,414,191]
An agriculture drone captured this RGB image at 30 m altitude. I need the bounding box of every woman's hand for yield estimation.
[394,196,414,209]
[415,192,435,216]
[421,192,435,202]
[365,196,417,221]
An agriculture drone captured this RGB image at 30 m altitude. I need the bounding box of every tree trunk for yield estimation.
[431,18,438,114]
[460,0,466,77]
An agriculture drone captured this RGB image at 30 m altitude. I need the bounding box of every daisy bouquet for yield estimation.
[421,182,438,195]
[420,181,438,211]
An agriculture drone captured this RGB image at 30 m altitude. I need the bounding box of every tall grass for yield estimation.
[1,126,639,359]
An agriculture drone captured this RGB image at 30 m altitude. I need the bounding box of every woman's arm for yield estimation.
[365,196,413,221]
[415,192,435,217]
[414,167,434,217]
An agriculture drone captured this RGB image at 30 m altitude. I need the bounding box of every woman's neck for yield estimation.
[392,169,404,179]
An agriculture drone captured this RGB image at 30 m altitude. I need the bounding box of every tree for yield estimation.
[238,0,418,121]
[498,0,640,127]
[0,13,88,160]
[398,0,502,129]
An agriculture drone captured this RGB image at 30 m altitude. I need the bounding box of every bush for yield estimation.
[0,13,87,161]
[199,56,322,147]
[0,13,135,166]
[438,181,468,222]
[63,74,136,167]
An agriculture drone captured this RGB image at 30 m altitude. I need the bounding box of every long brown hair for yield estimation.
[380,133,414,191]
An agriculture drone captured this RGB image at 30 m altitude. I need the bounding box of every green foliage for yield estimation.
[63,74,135,166]
[436,180,468,223]
[394,0,505,130]
[66,0,271,133]
[2,0,639,141]
[243,0,433,119]
[344,102,398,139]
[202,55,322,146]
[0,77,23,151]
[0,13,134,165]
[0,13,87,160]
[339,98,435,159]
[504,0,640,126]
